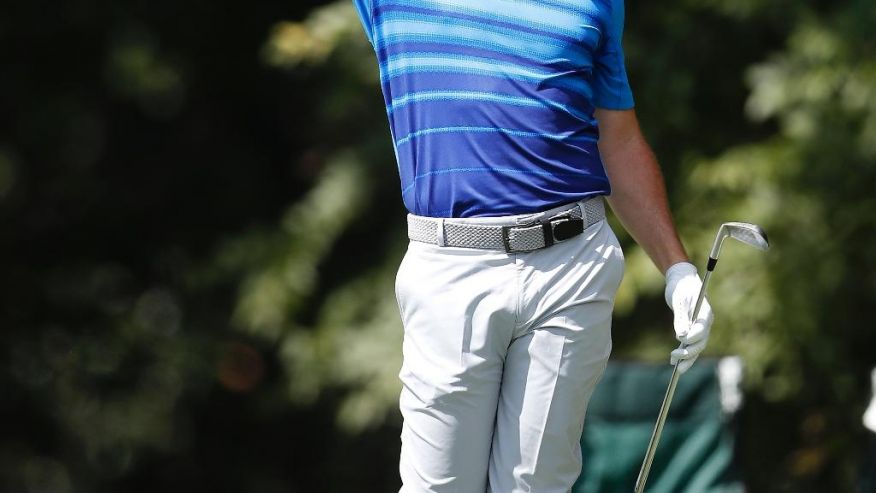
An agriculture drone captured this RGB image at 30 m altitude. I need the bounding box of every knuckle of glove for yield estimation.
[683,321,709,344]
[686,338,708,355]
[674,321,691,341]
[678,358,696,373]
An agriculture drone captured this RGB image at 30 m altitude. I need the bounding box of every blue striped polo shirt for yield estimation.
[352,0,635,217]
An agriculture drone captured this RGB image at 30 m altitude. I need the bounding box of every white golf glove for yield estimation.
[664,261,714,373]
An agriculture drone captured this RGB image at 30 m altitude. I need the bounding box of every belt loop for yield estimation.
[436,219,446,247]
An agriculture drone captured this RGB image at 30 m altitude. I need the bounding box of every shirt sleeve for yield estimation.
[351,0,376,47]
[592,0,635,110]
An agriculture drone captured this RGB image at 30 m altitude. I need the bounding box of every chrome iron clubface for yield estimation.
[694,222,770,321]
[710,222,770,264]
[634,221,770,493]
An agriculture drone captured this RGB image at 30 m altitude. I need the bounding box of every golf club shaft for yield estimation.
[633,363,679,493]
[634,269,712,493]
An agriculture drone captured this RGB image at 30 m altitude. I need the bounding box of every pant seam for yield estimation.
[513,253,523,334]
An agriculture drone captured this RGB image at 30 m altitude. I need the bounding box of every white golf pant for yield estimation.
[395,201,625,493]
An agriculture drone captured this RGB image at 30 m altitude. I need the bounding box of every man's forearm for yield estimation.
[596,109,688,274]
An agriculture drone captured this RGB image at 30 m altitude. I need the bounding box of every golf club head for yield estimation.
[709,222,770,259]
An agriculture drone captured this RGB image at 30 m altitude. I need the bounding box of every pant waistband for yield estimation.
[407,197,606,253]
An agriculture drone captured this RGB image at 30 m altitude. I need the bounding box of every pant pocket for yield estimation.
[394,244,411,314]
[603,222,626,293]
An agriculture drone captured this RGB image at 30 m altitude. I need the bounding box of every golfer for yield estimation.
[352,0,714,491]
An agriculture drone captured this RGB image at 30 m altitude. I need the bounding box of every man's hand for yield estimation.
[664,262,713,373]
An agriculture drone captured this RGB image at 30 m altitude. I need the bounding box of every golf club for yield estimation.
[634,222,769,493]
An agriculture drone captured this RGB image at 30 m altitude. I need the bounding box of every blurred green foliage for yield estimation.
[1,0,874,491]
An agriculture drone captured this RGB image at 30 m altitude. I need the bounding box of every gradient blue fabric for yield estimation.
[353,0,634,217]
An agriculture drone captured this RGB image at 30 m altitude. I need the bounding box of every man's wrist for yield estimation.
[653,249,690,275]
[663,260,696,279]
[664,261,698,307]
